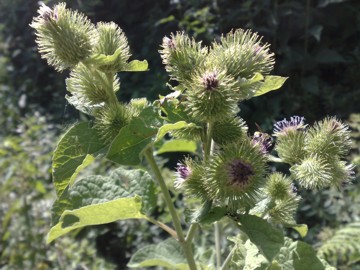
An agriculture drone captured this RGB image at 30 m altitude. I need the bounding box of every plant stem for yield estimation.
[186,223,199,242]
[214,221,222,269]
[147,216,178,239]
[104,72,119,106]
[220,246,235,270]
[144,148,197,270]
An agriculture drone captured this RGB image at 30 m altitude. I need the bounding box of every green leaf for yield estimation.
[157,139,197,154]
[87,47,123,66]
[238,72,264,88]
[123,60,149,72]
[155,15,175,26]
[128,238,189,269]
[86,48,148,72]
[309,25,323,42]
[191,201,227,224]
[238,214,284,262]
[106,106,161,165]
[52,122,106,197]
[253,76,288,97]
[49,168,155,242]
[106,118,157,165]
[293,241,325,270]
[48,196,146,243]
[157,98,192,123]
[290,224,308,238]
[155,121,196,142]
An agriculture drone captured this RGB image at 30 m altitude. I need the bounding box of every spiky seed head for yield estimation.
[94,103,132,143]
[305,117,352,160]
[274,129,307,165]
[65,63,119,115]
[252,132,274,154]
[30,3,94,71]
[274,116,307,136]
[184,69,240,121]
[174,158,209,200]
[330,159,355,187]
[265,173,294,201]
[290,154,333,189]
[268,195,301,225]
[213,117,248,145]
[205,139,267,210]
[159,32,208,82]
[209,29,275,79]
[127,98,149,116]
[91,22,131,72]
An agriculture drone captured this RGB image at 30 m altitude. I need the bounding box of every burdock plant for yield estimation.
[31,3,354,270]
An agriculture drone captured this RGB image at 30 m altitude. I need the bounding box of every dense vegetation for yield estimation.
[1,0,359,269]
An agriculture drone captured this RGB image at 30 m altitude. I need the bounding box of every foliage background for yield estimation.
[0,0,359,269]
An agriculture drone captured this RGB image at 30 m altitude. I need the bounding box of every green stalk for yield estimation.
[186,223,199,242]
[204,121,223,269]
[104,72,119,106]
[215,221,222,269]
[144,148,197,270]
[220,246,235,270]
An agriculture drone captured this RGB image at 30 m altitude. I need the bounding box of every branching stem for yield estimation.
[144,148,197,270]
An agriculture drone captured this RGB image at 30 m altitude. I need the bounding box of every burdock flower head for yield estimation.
[273,116,307,164]
[174,158,208,200]
[273,116,307,136]
[159,32,207,83]
[205,138,267,210]
[184,69,240,121]
[209,29,275,80]
[30,2,94,71]
[305,117,352,160]
[175,162,192,189]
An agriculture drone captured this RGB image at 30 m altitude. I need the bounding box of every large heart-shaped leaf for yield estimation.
[52,122,106,197]
[238,214,284,262]
[48,168,155,243]
[128,238,189,269]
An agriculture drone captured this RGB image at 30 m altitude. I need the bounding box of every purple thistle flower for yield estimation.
[38,3,58,22]
[273,116,307,135]
[202,71,219,91]
[227,159,254,188]
[163,36,176,50]
[174,162,192,188]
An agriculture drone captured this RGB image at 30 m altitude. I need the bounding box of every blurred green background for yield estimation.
[0,0,359,269]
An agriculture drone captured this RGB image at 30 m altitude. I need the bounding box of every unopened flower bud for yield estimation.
[30,3,94,71]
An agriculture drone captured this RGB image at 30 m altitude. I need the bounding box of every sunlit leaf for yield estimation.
[156,139,197,154]
[238,214,284,261]
[52,122,106,197]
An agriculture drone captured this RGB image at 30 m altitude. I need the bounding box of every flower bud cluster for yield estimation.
[31,3,146,144]
[274,116,354,189]
[264,173,301,225]
[159,30,275,123]
[176,138,268,210]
